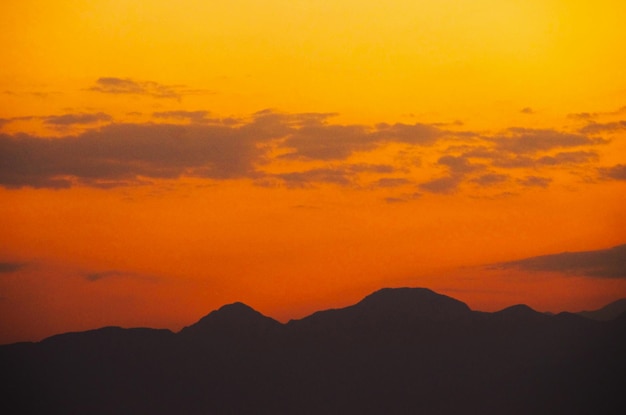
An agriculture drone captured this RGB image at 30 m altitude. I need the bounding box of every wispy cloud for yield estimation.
[43,112,112,127]
[0,261,28,273]
[83,269,158,282]
[490,128,605,154]
[470,173,509,186]
[491,244,626,278]
[517,175,552,188]
[419,175,462,194]
[88,77,210,100]
[152,110,213,123]
[270,164,395,188]
[579,120,626,135]
[282,121,444,160]
[599,164,626,181]
[84,270,126,281]
[0,112,113,130]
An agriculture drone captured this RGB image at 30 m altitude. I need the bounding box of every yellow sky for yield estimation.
[1,0,625,344]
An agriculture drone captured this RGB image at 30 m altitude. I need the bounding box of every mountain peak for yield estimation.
[179,302,282,337]
[578,298,626,321]
[355,287,472,319]
[491,304,550,323]
[290,287,472,329]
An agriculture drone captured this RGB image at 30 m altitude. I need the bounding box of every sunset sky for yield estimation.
[1,0,626,344]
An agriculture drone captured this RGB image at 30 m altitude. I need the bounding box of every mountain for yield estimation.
[179,301,283,338]
[1,287,625,415]
[578,298,626,321]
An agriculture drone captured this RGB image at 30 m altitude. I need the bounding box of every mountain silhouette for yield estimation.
[578,298,626,321]
[2,287,625,414]
[179,301,283,339]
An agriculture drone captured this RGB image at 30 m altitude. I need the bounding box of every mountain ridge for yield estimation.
[2,287,625,346]
[2,286,625,415]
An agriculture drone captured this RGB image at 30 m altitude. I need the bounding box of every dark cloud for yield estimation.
[567,112,597,121]
[437,155,483,174]
[2,109,419,189]
[518,176,552,188]
[88,77,209,100]
[152,111,212,123]
[43,112,112,126]
[384,192,422,204]
[3,90,61,99]
[599,164,626,181]
[568,106,626,121]
[283,122,444,160]
[579,120,626,134]
[520,107,534,114]
[374,177,412,188]
[471,173,509,186]
[492,244,626,278]
[84,269,157,282]
[418,175,462,194]
[491,128,605,154]
[416,154,484,194]
[273,164,395,187]
[464,148,598,170]
[0,113,112,129]
[84,270,125,281]
[536,151,598,166]
[0,262,28,273]
[384,197,407,204]
[283,124,370,160]
[372,122,443,145]
[0,108,614,191]
[0,113,287,188]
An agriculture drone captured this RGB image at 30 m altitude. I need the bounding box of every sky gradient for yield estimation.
[1,0,626,344]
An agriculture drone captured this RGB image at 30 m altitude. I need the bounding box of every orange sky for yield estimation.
[1,0,626,344]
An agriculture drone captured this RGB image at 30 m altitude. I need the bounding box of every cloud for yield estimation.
[282,124,371,160]
[418,175,462,194]
[43,112,112,127]
[282,121,444,160]
[84,270,125,281]
[520,107,534,114]
[0,108,614,192]
[579,120,626,134]
[272,164,395,187]
[88,77,209,100]
[599,164,626,181]
[152,111,212,123]
[463,147,598,170]
[374,177,413,188]
[0,113,112,130]
[0,262,28,273]
[0,114,284,188]
[567,106,626,121]
[536,151,598,166]
[437,155,483,174]
[471,173,509,186]
[491,128,605,154]
[492,244,626,278]
[384,192,421,204]
[518,176,552,188]
[84,269,158,282]
[2,110,412,189]
[567,112,597,121]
